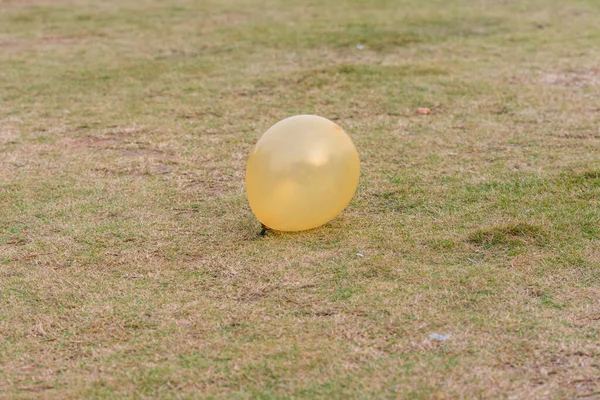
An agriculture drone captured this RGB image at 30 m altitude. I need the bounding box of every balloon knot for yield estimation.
[259,224,270,237]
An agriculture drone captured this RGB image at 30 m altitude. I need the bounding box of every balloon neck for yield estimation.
[259,223,270,237]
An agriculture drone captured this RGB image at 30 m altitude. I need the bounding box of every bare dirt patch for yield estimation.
[543,69,600,88]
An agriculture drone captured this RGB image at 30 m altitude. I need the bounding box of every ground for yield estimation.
[1,0,599,398]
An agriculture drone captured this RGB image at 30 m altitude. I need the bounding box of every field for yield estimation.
[1,0,599,398]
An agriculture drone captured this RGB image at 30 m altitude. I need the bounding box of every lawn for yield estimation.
[1,0,599,398]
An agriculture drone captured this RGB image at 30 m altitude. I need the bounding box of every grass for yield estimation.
[1,0,599,398]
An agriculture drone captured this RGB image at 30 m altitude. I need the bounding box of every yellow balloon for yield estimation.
[246,115,360,231]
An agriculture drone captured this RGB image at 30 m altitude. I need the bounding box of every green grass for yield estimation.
[1,0,600,398]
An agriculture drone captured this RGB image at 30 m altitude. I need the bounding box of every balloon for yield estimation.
[246,115,360,232]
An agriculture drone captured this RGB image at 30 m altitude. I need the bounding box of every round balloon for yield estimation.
[246,115,360,231]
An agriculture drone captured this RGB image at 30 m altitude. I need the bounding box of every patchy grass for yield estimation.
[467,222,547,249]
[1,0,600,398]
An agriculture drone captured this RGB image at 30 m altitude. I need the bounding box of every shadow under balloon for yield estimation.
[237,214,352,241]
